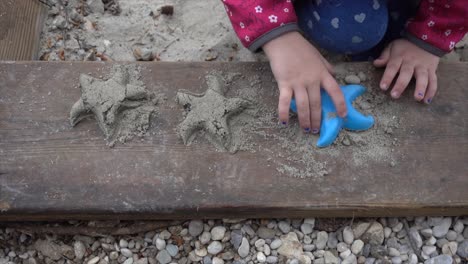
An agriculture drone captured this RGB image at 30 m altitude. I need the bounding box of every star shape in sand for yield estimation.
[70,65,153,141]
[291,84,375,148]
[176,75,251,151]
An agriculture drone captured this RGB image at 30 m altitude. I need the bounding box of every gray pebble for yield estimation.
[391,256,402,264]
[343,227,354,245]
[278,221,291,234]
[456,240,468,258]
[316,231,328,250]
[211,226,227,241]
[266,256,278,263]
[270,239,282,250]
[422,246,436,256]
[345,74,361,84]
[301,223,313,235]
[351,240,364,255]
[156,250,171,264]
[388,247,400,257]
[258,227,276,239]
[74,241,86,260]
[453,220,464,233]
[433,218,452,238]
[337,242,349,253]
[212,257,224,264]
[341,254,357,264]
[200,231,212,245]
[445,230,457,241]
[238,238,250,258]
[303,244,315,252]
[120,248,133,258]
[424,255,453,264]
[189,220,204,237]
[420,229,433,239]
[327,233,338,249]
[230,230,243,249]
[166,244,178,257]
[160,230,172,240]
[207,241,223,255]
[409,228,423,248]
[203,256,212,264]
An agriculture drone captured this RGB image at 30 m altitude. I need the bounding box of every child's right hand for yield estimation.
[262,32,347,133]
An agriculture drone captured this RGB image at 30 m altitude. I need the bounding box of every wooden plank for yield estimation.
[0,61,467,220]
[0,0,47,60]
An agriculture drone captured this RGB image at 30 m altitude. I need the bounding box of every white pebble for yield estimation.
[345,75,361,84]
[155,238,166,250]
[207,241,223,255]
[121,248,133,258]
[257,252,267,263]
[87,256,100,264]
[301,223,313,235]
[351,240,364,255]
[211,226,226,241]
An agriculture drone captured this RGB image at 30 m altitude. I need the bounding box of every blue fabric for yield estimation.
[295,0,390,55]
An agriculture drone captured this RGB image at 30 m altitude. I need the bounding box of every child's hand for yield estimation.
[263,32,347,133]
[374,39,440,104]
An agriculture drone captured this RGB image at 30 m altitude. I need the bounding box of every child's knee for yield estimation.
[296,0,389,54]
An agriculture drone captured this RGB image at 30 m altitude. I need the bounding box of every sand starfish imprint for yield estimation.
[176,75,251,151]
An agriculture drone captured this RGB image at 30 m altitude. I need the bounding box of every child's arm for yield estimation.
[222,0,346,132]
[374,0,468,104]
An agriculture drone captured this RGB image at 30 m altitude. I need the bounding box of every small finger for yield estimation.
[380,58,402,91]
[321,56,335,75]
[278,85,293,125]
[414,68,428,101]
[373,44,391,67]
[322,74,347,117]
[391,63,414,99]
[307,83,321,134]
[293,87,312,132]
[424,72,438,104]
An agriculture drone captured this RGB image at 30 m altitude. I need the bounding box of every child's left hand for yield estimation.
[373,39,440,104]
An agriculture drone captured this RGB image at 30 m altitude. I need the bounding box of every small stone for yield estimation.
[433,218,452,238]
[119,239,129,248]
[304,218,316,226]
[278,232,303,259]
[87,0,105,14]
[327,233,338,249]
[316,232,328,250]
[424,255,453,264]
[340,249,351,259]
[278,221,291,234]
[109,252,118,260]
[436,238,449,248]
[445,230,457,241]
[230,230,242,249]
[392,223,403,233]
[255,239,266,248]
[155,238,166,250]
[135,258,148,264]
[53,16,68,30]
[264,244,271,255]
[323,251,339,264]
[270,239,283,250]
[74,241,86,260]
[453,220,464,233]
[301,223,314,235]
[212,257,224,264]
[258,227,276,239]
[456,240,468,258]
[384,227,392,238]
[120,248,133,258]
[409,228,423,248]
[87,256,100,264]
[266,256,278,263]
[199,231,212,245]
[238,238,250,258]
[426,236,437,245]
[441,241,457,256]
[207,241,223,255]
[257,252,267,263]
[160,230,172,240]
[156,250,171,264]
[189,220,204,237]
[337,242,348,253]
[343,227,354,245]
[341,254,357,264]
[358,72,367,82]
[195,247,207,257]
[391,256,402,264]
[351,240,364,255]
[361,222,384,246]
[211,226,226,241]
[422,246,437,256]
[388,248,400,257]
[166,244,178,257]
[188,251,202,262]
[409,253,418,264]
[345,75,361,84]
[421,229,433,239]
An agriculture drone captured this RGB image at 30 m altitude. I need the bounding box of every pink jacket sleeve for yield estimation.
[405,0,468,56]
[221,0,300,51]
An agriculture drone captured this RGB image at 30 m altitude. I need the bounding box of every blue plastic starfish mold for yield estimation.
[290,84,375,148]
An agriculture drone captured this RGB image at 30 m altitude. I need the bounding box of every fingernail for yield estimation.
[281,121,287,126]
[312,128,319,134]
[391,91,399,98]
[381,83,387,90]
[426,98,432,104]
[304,128,311,133]
[418,92,424,97]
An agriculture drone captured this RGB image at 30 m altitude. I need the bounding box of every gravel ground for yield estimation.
[1,217,468,264]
